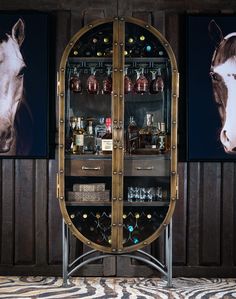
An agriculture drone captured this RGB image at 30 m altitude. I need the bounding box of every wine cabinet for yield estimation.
[57,17,179,285]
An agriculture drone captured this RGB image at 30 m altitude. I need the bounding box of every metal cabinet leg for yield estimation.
[62,220,69,287]
[165,219,172,287]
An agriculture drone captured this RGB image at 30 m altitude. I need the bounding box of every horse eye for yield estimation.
[210,72,221,81]
[17,66,26,78]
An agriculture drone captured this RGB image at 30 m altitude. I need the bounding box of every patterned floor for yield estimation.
[0,276,236,298]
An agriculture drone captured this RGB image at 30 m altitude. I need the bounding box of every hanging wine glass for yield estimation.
[124,67,133,94]
[156,69,164,91]
[87,66,99,94]
[70,66,82,93]
[102,66,112,94]
[134,68,149,94]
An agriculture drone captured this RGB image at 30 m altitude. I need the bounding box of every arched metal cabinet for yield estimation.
[57,17,179,285]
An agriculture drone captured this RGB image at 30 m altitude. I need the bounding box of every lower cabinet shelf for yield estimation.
[66,201,170,207]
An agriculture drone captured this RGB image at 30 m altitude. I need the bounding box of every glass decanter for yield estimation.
[102,66,112,94]
[124,67,133,94]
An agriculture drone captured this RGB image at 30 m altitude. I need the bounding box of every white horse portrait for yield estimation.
[209,20,236,154]
[0,18,27,155]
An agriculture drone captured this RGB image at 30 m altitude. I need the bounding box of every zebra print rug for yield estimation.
[0,276,236,298]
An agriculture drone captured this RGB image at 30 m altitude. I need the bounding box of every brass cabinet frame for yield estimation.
[57,17,179,254]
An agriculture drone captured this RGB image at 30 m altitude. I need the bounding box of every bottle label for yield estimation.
[75,134,84,146]
[102,139,113,151]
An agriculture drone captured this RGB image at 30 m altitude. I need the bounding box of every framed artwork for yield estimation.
[0,11,53,158]
[186,15,236,161]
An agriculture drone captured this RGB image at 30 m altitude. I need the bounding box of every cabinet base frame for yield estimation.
[62,219,173,288]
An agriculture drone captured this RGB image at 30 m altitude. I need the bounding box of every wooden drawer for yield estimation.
[124,159,170,177]
[65,159,112,177]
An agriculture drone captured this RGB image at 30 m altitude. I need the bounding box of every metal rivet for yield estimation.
[171,171,176,175]
[60,196,64,200]
[60,169,64,173]
[120,42,124,46]
[143,241,147,245]
[118,223,122,227]
[112,248,116,252]
[112,223,116,226]
[172,145,176,149]
[163,223,167,227]
[114,93,118,97]
[88,24,93,28]
[171,197,176,201]
[118,171,122,175]
[114,68,118,72]
[113,197,117,201]
[87,241,91,244]
[118,197,122,201]
[165,43,169,47]
[119,69,123,72]
[113,171,117,175]
[114,42,118,46]
[172,120,176,124]
[113,120,118,124]
[119,120,123,124]
[145,24,150,28]
[173,94,177,98]
[68,222,72,226]
[119,146,123,150]
[69,42,73,46]
[60,67,64,72]
[60,93,64,97]
[118,248,122,252]
[120,17,124,21]
[114,145,117,149]
[173,69,177,72]
[60,119,64,123]
[119,94,123,98]
[59,144,64,148]
[114,17,118,20]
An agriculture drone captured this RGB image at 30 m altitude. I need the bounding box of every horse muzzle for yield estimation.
[220,129,236,153]
[0,126,14,153]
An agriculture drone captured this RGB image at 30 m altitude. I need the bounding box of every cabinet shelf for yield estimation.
[66,201,169,207]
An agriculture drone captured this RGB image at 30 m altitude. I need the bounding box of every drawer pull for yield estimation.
[135,166,154,171]
[81,166,101,171]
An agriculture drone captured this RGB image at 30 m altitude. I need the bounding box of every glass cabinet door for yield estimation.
[58,17,178,254]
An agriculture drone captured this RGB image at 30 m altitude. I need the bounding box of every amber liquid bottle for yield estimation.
[127,116,139,154]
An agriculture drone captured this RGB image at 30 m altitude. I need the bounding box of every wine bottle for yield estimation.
[139,113,159,149]
[70,67,82,93]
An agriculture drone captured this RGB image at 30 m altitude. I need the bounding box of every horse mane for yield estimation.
[14,92,34,156]
[213,36,236,65]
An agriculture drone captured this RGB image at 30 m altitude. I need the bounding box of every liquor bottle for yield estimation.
[139,113,159,149]
[127,116,139,154]
[66,116,76,153]
[101,117,113,154]
[158,122,167,153]
[95,117,107,154]
[70,67,82,93]
[84,120,95,154]
[73,117,84,154]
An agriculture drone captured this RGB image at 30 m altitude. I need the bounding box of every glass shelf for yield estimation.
[66,201,170,207]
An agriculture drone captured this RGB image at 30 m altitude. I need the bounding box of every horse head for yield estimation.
[209,20,236,153]
[0,19,25,155]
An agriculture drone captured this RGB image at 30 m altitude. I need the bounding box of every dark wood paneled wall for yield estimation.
[0,0,236,277]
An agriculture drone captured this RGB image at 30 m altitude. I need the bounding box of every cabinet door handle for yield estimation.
[81,166,101,171]
[135,166,154,171]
